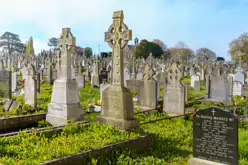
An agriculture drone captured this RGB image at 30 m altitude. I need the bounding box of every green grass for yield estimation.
[0,122,141,165]
[79,82,100,110]
[90,118,248,165]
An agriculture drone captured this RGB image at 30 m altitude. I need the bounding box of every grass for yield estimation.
[90,118,248,165]
[78,82,100,110]
[0,122,141,165]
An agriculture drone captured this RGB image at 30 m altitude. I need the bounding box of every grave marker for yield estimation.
[189,107,238,165]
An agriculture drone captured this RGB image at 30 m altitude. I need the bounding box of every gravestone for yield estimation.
[92,59,100,87]
[24,64,37,108]
[163,63,185,115]
[191,74,200,88]
[100,69,108,84]
[208,76,232,104]
[194,80,201,92]
[233,81,242,96]
[138,63,157,109]
[12,72,18,92]
[189,107,238,165]
[46,28,83,126]
[0,60,12,99]
[234,66,244,84]
[96,10,140,131]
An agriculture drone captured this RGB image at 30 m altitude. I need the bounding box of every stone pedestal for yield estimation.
[96,84,139,131]
[46,79,83,126]
[188,158,227,165]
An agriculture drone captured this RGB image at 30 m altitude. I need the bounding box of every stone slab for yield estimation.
[188,158,227,165]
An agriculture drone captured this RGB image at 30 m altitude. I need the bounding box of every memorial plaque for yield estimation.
[193,107,238,165]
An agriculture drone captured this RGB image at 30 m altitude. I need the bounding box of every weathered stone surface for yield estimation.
[97,11,139,131]
[46,28,83,126]
[189,158,227,165]
[0,70,11,99]
[164,63,185,115]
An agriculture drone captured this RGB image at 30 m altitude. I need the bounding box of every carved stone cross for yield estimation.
[57,28,76,79]
[168,63,183,84]
[105,10,132,85]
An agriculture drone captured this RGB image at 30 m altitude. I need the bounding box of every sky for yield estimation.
[0,0,248,60]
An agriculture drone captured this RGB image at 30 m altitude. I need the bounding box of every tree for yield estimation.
[25,37,35,56]
[217,57,225,62]
[0,32,25,55]
[135,39,164,59]
[48,37,58,52]
[153,39,167,52]
[84,47,93,58]
[76,46,84,56]
[168,41,194,63]
[195,48,216,63]
[228,32,248,62]
[101,52,109,58]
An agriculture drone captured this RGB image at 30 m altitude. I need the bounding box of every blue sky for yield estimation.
[0,0,248,60]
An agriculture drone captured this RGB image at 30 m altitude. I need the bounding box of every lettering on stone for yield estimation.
[102,92,121,118]
[193,107,238,165]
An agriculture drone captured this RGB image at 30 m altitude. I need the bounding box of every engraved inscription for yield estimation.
[193,107,238,165]
[102,92,121,118]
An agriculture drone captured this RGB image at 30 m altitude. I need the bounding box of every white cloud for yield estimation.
[0,0,247,59]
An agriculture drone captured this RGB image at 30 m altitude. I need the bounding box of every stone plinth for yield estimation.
[96,84,139,131]
[46,79,83,126]
[188,158,227,165]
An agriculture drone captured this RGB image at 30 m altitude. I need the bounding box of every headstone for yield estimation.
[189,107,238,165]
[92,59,100,87]
[163,63,185,115]
[9,101,21,112]
[233,81,242,96]
[138,63,157,109]
[194,81,201,92]
[12,72,18,92]
[46,28,83,126]
[191,74,200,88]
[96,10,140,131]
[0,63,12,99]
[208,76,232,103]
[24,64,37,108]
[234,66,244,84]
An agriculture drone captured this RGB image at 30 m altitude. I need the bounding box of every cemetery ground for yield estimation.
[0,75,248,164]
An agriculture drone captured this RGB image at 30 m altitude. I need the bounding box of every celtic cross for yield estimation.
[105,10,132,86]
[58,28,76,79]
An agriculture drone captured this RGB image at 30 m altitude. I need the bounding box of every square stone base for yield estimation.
[96,116,140,131]
[188,158,227,165]
[46,102,83,126]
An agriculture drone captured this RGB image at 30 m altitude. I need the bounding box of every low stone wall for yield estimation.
[0,113,46,131]
[41,134,154,165]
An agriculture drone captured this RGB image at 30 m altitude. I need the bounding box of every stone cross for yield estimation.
[105,10,132,86]
[58,28,76,79]
[168,63,183,85]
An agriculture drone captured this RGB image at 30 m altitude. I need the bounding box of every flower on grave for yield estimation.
[97,100,102,106]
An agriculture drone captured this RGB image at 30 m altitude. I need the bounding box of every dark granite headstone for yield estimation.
[100,69,108,84]
[193,107,238,165]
